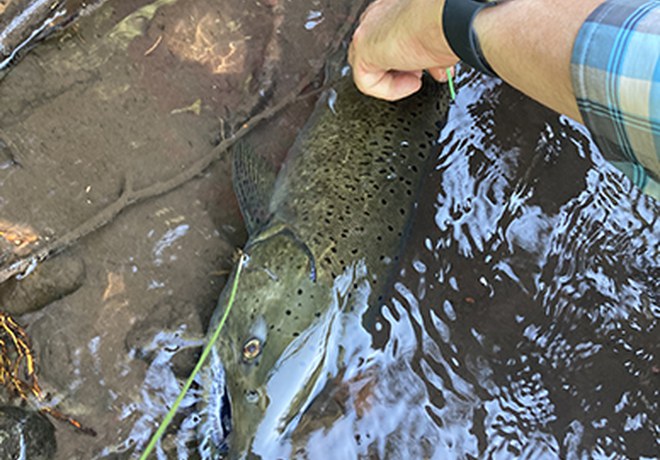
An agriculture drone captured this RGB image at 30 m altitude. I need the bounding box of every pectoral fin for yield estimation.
[232,142,277,235]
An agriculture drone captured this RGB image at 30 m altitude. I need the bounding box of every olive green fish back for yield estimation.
[270,76,451,283]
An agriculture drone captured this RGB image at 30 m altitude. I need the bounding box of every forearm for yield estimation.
[473,0,606,123]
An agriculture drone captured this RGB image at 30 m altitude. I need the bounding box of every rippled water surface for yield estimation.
[233,71,659,459]
[288,71,658,459]
[0,0,657,458]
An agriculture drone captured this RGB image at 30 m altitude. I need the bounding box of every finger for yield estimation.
[353,65,422,101]
[428,66,448,82]
[428,65,456,83]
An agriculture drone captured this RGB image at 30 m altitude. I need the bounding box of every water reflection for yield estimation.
[282,70,658,458]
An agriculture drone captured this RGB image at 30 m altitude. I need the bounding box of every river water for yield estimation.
[207,70,658,460]
[315,70,659,458]
[0,1,657,459]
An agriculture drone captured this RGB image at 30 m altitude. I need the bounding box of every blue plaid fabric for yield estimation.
[571,0,660,199]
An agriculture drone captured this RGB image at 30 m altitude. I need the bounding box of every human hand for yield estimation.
[348,0,459,100]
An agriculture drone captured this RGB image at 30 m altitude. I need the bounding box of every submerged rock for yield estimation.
[0,252,85,315]
[0,405,56,460]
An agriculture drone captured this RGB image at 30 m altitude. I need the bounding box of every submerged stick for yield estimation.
[0,0,369,285]
[0,311,95,435]
[0,74,318,285]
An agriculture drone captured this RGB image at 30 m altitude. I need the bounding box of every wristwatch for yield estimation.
[442,0,499,77]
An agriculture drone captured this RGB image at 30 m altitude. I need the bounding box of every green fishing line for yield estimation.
[139,253,247,460]
[446,68,456,100]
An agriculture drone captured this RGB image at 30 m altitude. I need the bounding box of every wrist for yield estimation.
[471,0,509,76]
[472,0,604,121]
[443,0,499,76]
[411,0,459,64]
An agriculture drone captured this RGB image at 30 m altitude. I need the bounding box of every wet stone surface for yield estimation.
[0,0,361,458]
[0,252,85,315]
[0,405,57,460]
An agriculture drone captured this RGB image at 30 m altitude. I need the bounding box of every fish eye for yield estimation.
[242,337,262,361]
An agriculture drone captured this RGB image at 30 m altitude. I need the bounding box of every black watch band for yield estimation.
[442,0,498,77]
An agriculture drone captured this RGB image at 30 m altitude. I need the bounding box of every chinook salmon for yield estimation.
[198,74,451,458]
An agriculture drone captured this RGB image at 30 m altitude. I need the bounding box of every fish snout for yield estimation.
[225,383,270,456]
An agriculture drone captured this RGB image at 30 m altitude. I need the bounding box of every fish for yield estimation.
[197,74,451,459]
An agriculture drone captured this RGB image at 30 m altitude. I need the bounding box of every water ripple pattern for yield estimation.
[217,70,653,460]
[381,70,659,459]
[192,70,657,459]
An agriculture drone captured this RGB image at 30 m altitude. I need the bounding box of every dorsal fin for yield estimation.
[232,142,277,235]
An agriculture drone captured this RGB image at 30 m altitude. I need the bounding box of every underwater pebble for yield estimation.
[0,405,56,460]
[0,253,85,315]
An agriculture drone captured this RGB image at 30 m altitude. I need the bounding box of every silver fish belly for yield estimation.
[198,75,451,459]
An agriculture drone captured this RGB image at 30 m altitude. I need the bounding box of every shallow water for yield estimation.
[0,0,363,458]
[0,0,657,458]
[202,70,658,459]
[419,72,658,458]
[281,71,658,458]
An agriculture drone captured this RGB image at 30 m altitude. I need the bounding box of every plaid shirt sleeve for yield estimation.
[571,0,660,200]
